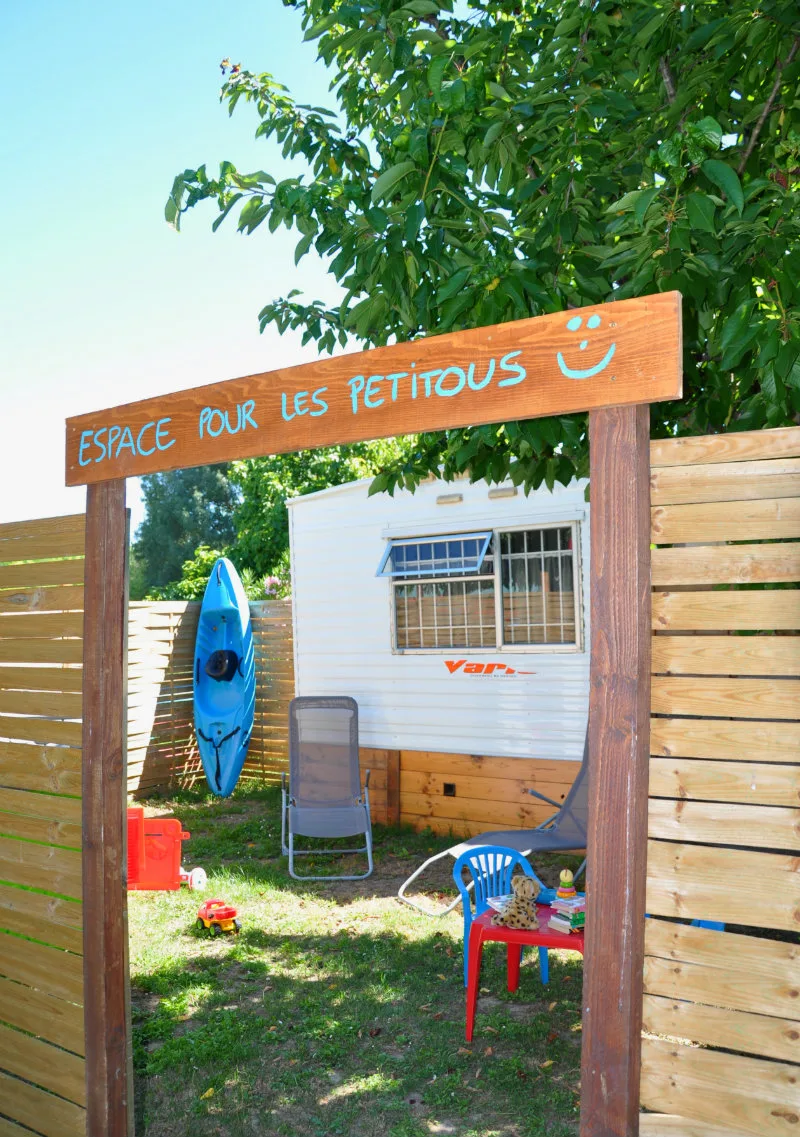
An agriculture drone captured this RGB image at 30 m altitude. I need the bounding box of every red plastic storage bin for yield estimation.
[127,806,189,890]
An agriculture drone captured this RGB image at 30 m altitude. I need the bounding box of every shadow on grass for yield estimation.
[147,783,585,906]
[132,922,583,1137]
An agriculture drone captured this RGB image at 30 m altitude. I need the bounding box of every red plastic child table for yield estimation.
[466,906,585,1041]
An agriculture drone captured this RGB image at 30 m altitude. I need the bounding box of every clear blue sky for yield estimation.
[0,0,335,533]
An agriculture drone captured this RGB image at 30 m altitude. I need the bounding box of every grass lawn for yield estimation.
[129,785,585,1137]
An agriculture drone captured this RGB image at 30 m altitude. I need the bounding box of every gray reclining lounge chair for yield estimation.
[397,731,588,915]
[282,695,373,881]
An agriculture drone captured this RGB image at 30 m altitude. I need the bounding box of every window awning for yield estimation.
[376,532,493,578]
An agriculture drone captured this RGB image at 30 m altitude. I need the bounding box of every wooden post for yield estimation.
[386,749,401,827]
[580,405,651,1137]
[82,480,130,1137]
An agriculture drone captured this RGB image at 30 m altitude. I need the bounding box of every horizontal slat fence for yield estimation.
[0,514,86,1137]
[128,599,295,796]
[641,425,800,1137]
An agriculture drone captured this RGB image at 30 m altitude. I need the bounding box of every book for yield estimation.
[549,908,585,929]
[548,915,574,933]
[548,914,583,934]
[486,894,513,913]
[552,899,586,915]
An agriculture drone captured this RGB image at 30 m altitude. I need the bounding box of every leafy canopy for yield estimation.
[141,439,411,599]
[167,0,800,494]
[228,437,414,577]
[131,465,239,597]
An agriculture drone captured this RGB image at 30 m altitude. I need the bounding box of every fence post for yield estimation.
[580,405,651,1137]
[82,480,130,1137]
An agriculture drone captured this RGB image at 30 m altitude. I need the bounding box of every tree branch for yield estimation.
[658,57,677,104]
[737,35,800,176]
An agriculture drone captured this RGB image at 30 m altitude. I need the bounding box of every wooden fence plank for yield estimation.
[0,835,82,897]
[0,665,83,693]
[0,585,85,614]
[0,1021,84,1106]
[0,688,82,719]
[0,814,81,849]
[650,457,800,506]
[0,882,83,953]
[0,514,85,558]
[0,715,82,747]
[0,560,86,593]
[640,1036,800,1137]
[0,784,82,823]
[0,1069,85,1137]
[651,676,800,719]
[648,798,800,849]
[643,950,798,1022]
[652,543,800,586]
[0,934,83,1002]
[639,1115,757,1137]
[652,590,800,631]
[0,974,85,1054]
[0,611,84,640]
[649,757,800,807]
[642,993,799,1064]
[644,917,799,983]
[0,741,82,794]
[650,426,800,468]
[0,638,84,665]
[651,497,800,544]
[646,840,800,931]
[651,635,800,677]
[650,717,800,763]
[0,1116,51,1137]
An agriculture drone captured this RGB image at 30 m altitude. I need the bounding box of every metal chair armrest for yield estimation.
[527,787,561,808]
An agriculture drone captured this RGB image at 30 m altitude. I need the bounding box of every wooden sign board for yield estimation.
[65,291,681,486]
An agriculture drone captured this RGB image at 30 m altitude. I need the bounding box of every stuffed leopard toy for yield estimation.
[491,874,541,929]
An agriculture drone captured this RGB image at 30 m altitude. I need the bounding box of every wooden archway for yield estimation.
[68,291,682,1136]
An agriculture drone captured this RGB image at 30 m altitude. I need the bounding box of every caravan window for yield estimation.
[377,533,493,578]
[381,524,581,652]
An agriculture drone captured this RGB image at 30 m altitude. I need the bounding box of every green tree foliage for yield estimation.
[140,440,410,598]
[167,0,800,493]
[228,437,414,576]
[132,465,239,597]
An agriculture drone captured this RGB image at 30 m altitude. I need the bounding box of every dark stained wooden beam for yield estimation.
[580,405,652,1137]
[82,480,130,1137]
[386,750,401,827]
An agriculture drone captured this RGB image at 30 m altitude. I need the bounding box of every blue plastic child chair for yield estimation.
[452,845,550,988]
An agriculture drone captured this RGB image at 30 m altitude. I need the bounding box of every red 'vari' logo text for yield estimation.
[444,660,536,677]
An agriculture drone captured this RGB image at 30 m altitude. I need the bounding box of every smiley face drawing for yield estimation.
[556,313,617,379]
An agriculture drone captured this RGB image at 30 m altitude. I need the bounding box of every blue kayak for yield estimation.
[193,558,256,797]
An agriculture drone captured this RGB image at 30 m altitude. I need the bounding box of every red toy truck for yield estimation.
[196,899,241,935]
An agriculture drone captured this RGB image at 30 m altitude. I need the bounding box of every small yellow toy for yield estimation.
[556,868,578,901]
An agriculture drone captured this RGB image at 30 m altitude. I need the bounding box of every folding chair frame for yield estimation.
[281,770,374,881]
